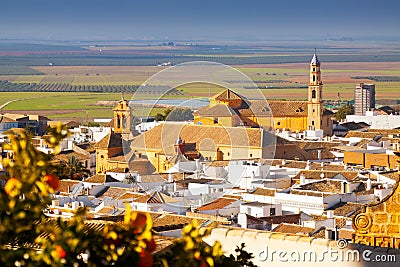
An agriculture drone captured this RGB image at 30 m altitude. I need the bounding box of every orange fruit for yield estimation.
[44,174,60,190]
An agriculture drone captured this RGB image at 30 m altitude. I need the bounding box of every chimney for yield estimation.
[300,173,306,185]
[305,160,311,170]
[326,210,334,219]
[366,178,372,191]
[136,174,141,183]
[281,159,286,166]
[318,150,322,160]
[173,182,177,192]
[168,173,173,183]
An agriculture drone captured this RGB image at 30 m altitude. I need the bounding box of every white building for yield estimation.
[347,110,400,129]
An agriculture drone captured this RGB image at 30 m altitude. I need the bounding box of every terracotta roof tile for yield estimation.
[194,104,238,116]
[95,132,123,149]
[272,223,314,236]
[328,202,365,217]
[0,115,16,123]
[212,89,245,101]
[85,174,107,183]
[298,179,344,194]
[58,180,80,193]
[196,197,238,211]
[293,170,358,181]
[267,100,308,117]
[251,188,276,196]
[131,123,266,155]
[339,229,355,240]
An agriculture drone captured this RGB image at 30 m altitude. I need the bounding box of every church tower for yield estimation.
[307,50,323,130]
[112,97,132,135]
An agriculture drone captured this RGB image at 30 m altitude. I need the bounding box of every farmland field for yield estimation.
[0,42,399,122]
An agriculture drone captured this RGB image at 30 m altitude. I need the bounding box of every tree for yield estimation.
[57,155,91,180]
[335,104,354,120]
[166,108,194,121]
[0,125,257,266]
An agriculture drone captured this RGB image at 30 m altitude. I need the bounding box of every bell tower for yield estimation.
[113,97,132,135]
[307,50,323,130]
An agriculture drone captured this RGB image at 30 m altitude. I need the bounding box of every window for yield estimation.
[213,118,218,124]
[313,67,315,71]
[277,122,281,126]
[313,75,316,82]
[227,152,230,156]
[100,155,104,159]
[270,208,276,216]
[312,121,315,126]
[312,89,316,99]
[249,153,253,157]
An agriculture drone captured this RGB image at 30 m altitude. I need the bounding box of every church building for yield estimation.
[193,52,334,136]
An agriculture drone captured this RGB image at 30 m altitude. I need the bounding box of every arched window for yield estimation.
[117,115,121,128]
[312,89,316,99]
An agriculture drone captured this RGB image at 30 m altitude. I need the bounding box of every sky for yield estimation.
[1,0,399,41]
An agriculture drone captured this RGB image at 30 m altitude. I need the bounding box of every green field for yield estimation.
[1,60,399,122]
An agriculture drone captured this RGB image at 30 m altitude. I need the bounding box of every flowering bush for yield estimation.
[0,124,255,267]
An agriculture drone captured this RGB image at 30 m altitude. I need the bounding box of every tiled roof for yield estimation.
[98,187,131,199]
[140,174,167,183]
[267,100,308,117]
[292,141,340,160]
[152,214,207,228]
[131,123,266,154]
[134,191,178,204]
[196,197,238,211]
[339,228,355,240]
[328,202,365,217]
[194,104,237,116]
[274,144,315,161]
[95,132,123,149]
[345,131,381,139]
[293,170,358,181]
[289,189,328,197]
[212,89,246,101]
[250,188,276,196]
[298,180,344,194]
[272,223,314,236]
[85,174,107,183]
[118,192,144,200]
[246,213,301,225]
[58,179,81,193]
[204,160,230,167]
[311,227,326,238]
[0,115,16,123]
[106,167,128,173]
[108,155,127,162]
